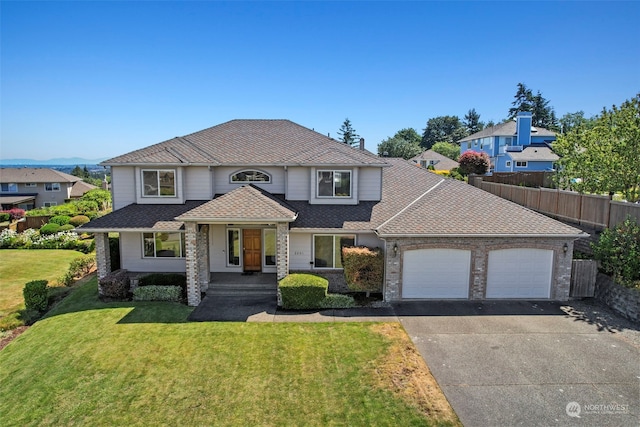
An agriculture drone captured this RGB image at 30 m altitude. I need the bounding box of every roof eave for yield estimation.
[176,216,297,223]
[375,232,588,238]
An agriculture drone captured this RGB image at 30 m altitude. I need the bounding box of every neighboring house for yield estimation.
[79,119,584,307]
[0,168,97,210]
[458,112,558,172]
[410,150,459,171]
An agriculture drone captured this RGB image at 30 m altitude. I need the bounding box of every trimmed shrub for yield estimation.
[138,273,187,298]
[69,215,90,227]
[99,269,130,300]
[592,216,640,287]
[342,246,384,296]
[279,273,328,309]
[69,254,96,277]
[23,280,49,312]
[39,223,61,235]
[319,293,356,309]
[49,215,71,226]
[0,213,10,222]
[59,224,75,232]
[133,285,182,302]
[458,150,490,175]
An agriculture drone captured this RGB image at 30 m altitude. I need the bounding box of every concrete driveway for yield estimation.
[394,300,640,427]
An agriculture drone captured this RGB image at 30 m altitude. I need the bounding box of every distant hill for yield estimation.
[0,157,109,166]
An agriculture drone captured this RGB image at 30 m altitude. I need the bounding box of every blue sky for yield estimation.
[1,1,639,160]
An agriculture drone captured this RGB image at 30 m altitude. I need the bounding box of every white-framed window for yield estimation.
[230,170,271,183]
[142,170,176,197]
[506,137,512,145]
[43,202,57,207]
[313,234,355,269]
[1,183,18,192]
[45,182,61,192]
[142,232,185,258]
[317,170,351,198]
[25,183,37,188]
[227,228,241,266]
[505,161,512,167]
[264,229,276,266]
[515,161,528,168]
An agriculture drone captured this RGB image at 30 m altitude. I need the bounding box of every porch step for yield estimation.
[206,282,277,297]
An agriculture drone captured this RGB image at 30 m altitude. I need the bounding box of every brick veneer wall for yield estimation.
[95,232,111,280]
[383,237,574,302]
[185,222,201,306]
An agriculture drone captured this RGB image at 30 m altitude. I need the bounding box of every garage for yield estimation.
[486,248,553,298]
[402,248,471,299]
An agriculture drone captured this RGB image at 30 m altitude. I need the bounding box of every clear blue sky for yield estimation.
[1,1,639,160]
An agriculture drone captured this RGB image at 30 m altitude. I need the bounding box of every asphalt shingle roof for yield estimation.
[0,168,82,183]
[507,146,559,162]
[410,150,460,171]
[104,120,388,167]
[457,121,556,143]
[78,201,207,232]
[176,185,297,222]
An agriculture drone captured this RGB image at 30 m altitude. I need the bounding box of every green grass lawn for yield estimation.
[0,278,458,426]
[0,249,85,331]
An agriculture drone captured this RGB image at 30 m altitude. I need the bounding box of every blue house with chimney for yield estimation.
[458,112,558,173]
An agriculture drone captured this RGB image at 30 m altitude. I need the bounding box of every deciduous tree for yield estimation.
[377,128,422,159]
[420,115,467,149]
[431,142,460,161]
[553,94,640,202]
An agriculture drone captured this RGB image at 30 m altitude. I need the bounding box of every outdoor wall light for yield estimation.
[563,243,569,253]
[393,243,398,257]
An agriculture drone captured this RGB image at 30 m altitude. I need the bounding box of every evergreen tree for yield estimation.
[508,83,534,119]
[463,108,484,135]
[420,115,467,149]
[337,118,360,146]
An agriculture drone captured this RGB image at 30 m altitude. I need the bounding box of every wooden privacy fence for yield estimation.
[570,260,598,298]
[474,179,640,229]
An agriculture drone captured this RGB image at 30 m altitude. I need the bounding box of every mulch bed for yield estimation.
[0,326,29,352]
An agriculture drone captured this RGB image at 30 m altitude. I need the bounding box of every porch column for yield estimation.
[94,232,111,279]
[276,222,290,280]
[197,224,210,291]
[185,222,201,306]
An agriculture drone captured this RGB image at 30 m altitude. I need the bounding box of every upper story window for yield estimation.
[142,170,176,197]
[317,170,351,198]
[515,161,528,168]
[230,170,271,183]
[25,183,37,188]
[45,183,61,192]
[1,183,18,192]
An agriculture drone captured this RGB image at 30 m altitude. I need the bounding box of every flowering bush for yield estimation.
[458,150,490,175]
[0,228,94,253]
[0,208,26,221]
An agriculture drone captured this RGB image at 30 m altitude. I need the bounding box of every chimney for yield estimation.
[515,112,532,147]
[359,138,365,151]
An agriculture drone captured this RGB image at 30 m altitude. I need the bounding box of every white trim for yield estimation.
[312,234,356,269]
[229,169,272,184]
[1,183,18,192]
[141,169,177,198]
[141,231,185,259]
[263,228,277,267]
[44,182,61,192]
[316,169,352,198]
[226,228,242,267]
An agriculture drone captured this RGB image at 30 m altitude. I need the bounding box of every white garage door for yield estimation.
[402,249,471,299]
[486,248,553,298]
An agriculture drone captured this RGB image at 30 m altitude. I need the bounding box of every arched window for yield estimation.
[230,170,271,183]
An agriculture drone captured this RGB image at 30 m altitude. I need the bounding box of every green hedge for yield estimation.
[23,280,49,312]
[138,273,187,298]
[133,285,182,302]
[39,223,61,235]
[49,215,71,226]
[279,274,328,309]
[318,293,356,309]
[69,215,90,227]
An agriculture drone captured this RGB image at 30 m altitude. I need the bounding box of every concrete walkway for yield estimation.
[188,294,398,322]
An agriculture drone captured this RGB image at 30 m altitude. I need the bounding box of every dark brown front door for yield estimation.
[243,229,262,272]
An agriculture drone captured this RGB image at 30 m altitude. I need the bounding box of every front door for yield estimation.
[242,229,262,272]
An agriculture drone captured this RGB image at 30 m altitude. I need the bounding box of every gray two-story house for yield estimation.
[80,120,583,306]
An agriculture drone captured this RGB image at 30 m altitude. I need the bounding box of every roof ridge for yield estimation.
[376,177,445,231]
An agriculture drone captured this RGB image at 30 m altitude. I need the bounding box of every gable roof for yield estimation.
[410,150,460,171]
[176,184,297,223]
[507,146,559,162]
[103,120,388,167]
[70,180,98,197]
[0,168,82,184]
[457,121,556,143]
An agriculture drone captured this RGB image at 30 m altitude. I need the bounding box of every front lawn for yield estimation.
[0,278,459,426]
[0,249,85,331]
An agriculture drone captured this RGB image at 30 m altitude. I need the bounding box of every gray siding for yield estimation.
[358,167,382,201]
[214,166,285,195]
[119,232,187,273]
[112,166,136,210]
[286,167,309,200]
[184,166,212,200]
[290,233,312,270]
[357,233,384,249]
